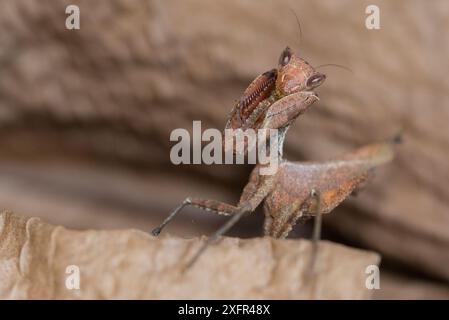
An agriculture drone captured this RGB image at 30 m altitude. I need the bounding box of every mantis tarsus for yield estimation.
[152,47,396,271]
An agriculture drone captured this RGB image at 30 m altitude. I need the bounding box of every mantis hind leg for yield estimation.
[183,171,276,270]
[151,198,239,236]
[308,189,322,276]
[182,202,253,271]
[151,169,266,237]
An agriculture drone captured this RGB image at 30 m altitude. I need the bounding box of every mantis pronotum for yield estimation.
[152,47,396,271]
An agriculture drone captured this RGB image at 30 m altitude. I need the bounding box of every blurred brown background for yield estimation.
[0,0,448,299]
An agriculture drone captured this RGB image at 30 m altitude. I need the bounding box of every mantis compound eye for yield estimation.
[306,73,326,89]
[279,47,292,67]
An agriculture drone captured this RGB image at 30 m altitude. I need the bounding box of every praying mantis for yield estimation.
[152,47,396,270]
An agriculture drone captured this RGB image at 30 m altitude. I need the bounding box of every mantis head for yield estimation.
[225,47,324,133]
[276,47,326,96]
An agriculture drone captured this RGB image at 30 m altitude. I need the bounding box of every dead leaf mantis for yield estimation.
[152,47,396,271]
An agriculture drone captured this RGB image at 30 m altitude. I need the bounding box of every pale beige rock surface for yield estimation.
[0,211,380,299]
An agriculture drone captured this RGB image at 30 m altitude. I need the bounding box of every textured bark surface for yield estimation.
[0,211,380,299]
[0,0,448,297]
